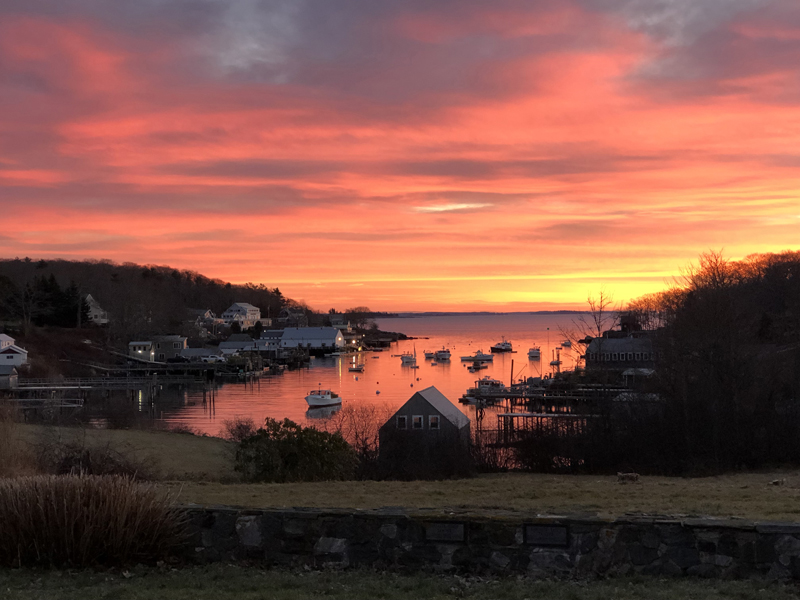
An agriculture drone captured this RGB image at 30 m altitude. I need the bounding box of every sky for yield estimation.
[1,0,799,312]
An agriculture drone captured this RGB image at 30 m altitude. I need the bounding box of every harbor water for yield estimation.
[128,313,587,436]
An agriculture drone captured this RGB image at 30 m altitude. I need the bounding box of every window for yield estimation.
[412,415,423,430]
[612,353,619,361]
[158,353,165,360]
[627,353,633,361]
[173,342,181,349]
[396,415,407,429]
[635,353,641,361]
[429,415,440,430]
[156,343,161,349]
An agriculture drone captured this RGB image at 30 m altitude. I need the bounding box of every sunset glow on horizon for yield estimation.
[2,1,799,311]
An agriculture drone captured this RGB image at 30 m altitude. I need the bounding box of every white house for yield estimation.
[0,334,28,366]
[222,303,261,329]
[280,327,345,351]
[85,294,109,325]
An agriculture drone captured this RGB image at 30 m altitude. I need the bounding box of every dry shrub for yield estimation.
[35,439,158,480]
[220,415,257,442]
[0,475,187,567]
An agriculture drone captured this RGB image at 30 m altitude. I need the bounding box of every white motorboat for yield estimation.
[490,337,513,353]
[528,346,541,359]
[562,339,572,348]
[305,389,342,407]
[348,364,365,372]
[460,350,493,362]
[435,347,451,361]
[400,352,416,365]
[423,350,436,359]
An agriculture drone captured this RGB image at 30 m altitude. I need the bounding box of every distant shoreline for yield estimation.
[381,310,585,318]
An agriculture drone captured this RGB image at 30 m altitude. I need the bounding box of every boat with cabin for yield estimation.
[460,350,494,362]
[561,339,572,348]
[435,347,451,361]
[305,388,342,407]
[528,346,541,359]
[490,337,513,353]
[423,350,436,359]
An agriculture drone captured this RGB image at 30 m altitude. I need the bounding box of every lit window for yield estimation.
[396,415,407,429]
[412,415,423,430]
[429,415,440,430]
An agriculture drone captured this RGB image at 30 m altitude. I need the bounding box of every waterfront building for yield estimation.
[279,327,345,352]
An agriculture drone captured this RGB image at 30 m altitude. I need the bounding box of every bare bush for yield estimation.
[0,475,187,567]
[315,404,395,478]
[220,415,257,442]
[35,439,157,480]
[0,403,35,477]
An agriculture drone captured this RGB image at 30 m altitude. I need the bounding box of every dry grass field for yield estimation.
[13,423,236,481]
[169,471,800,521]
[6,421,800,521]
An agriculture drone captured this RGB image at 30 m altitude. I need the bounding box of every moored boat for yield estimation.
[490,337,513,353]
[348,363,365,372]
[435,347,451,361]
[423,350,436,359]
[400,352,416,365]
[476,375,506,392]
[460,350,493,362]
[305,389,341,407]
[528,346,541,359]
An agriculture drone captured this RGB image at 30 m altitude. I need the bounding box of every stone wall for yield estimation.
[184,506,800,580]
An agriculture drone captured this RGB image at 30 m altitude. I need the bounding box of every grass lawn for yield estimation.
[10,423,800,521]
[1,565,799,600]
[169,471,800,521]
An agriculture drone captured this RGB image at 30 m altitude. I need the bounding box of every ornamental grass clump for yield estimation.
[0,475,187,567]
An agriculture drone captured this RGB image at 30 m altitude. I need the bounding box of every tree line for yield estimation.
[602,250,800,474]
[0,258,291,341]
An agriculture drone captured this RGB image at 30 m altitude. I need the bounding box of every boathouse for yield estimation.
[379,386,472,479]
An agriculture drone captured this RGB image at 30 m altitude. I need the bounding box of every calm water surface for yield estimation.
[154,313,586,435]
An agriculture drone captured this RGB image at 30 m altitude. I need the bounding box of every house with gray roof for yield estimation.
[379,386,472,478]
